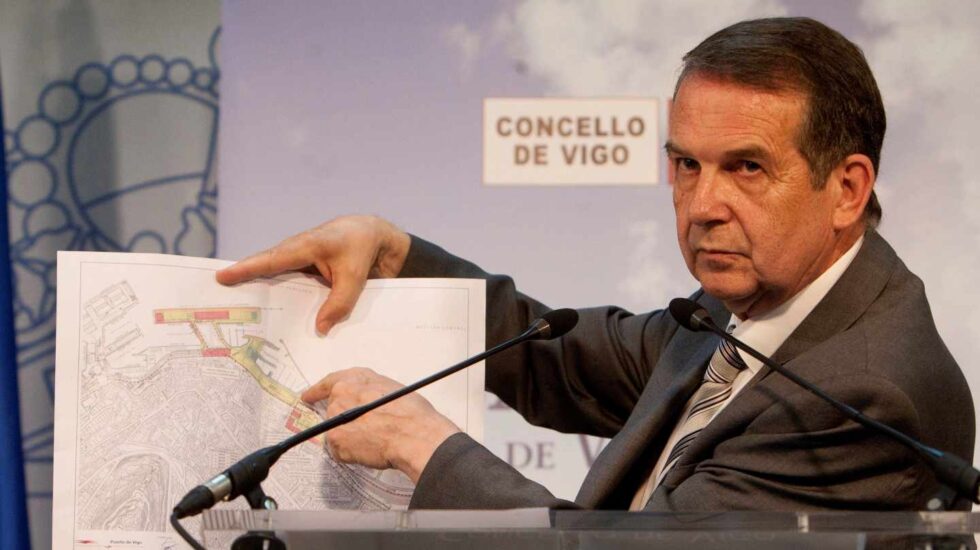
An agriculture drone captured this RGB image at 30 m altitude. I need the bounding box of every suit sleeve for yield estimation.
[399,235,678,509]
[410,433,578,509]
[400,235,678,437]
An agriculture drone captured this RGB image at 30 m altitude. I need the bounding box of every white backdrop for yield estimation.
[219,0,980,501]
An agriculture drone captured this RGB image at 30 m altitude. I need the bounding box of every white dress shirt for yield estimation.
[641,235,865,501]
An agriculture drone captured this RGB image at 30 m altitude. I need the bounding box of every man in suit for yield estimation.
[217,17,975,510]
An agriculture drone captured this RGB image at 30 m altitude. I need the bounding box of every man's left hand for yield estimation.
[302,367,462,483]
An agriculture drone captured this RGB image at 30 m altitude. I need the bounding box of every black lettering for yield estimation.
[558,117,573,136]
[628,116,645,136]
[612,144,629,164]
[594,116,607,137]
[561,144,580,164]
[536,117,553,137]
[532,144,548,165]
[591,144,609,164]
[578,435,608,467]
[515,117,533,137]
[514,145,530,165]
[496,117,512,137]
[536,442,555,469]
[507,442,532,468]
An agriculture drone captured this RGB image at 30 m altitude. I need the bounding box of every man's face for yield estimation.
[670,75,841,318]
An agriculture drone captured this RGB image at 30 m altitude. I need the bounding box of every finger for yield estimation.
[301,370,345,404]
[316,266,368,335]
[216,238,313,285]
[325,434,352,464]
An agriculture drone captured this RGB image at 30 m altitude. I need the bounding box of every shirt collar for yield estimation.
[725,235,865,374]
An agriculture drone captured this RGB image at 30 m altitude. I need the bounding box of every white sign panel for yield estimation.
[483,98,659,186]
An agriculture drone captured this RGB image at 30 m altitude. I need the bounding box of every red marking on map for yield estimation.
[202,348,231,357]
[285,407,304,434]
[285,406,324,446]
[154,312,164,323]
[194,310,230,320]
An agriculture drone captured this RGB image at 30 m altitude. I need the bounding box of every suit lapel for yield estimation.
[652,230,900,494]
[765,229,896,374]
[576,293,729,508]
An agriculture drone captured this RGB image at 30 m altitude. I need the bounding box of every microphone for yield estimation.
[668,298,712,331]
[172,308,579,519]
[527,307,579,340]
[668,297,980,508]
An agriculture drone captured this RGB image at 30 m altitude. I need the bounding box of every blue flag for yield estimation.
[0,84,31,548]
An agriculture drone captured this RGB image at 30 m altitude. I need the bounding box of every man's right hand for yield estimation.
[215,215,411,335]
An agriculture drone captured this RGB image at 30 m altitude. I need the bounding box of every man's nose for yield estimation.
[687,169,733,226]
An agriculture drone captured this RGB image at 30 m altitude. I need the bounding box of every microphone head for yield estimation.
[669,298,712,332]
[538,308,579,340]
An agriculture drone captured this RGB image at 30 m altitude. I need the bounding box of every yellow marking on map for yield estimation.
[230,336,297,404]
[155,306,323,444]
[153,307,260,324]
[230,336,324,443]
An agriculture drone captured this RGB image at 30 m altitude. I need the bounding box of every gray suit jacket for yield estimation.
[401,230,975,511]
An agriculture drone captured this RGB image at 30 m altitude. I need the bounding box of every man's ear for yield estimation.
[831,153,876,230]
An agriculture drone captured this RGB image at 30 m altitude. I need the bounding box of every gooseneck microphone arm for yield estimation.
[669,298,980,508]
[170,308,579,546]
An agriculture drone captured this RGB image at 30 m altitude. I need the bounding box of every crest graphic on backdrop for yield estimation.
[4,27,221,499]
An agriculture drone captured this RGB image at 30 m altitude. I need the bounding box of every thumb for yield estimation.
[316,270,367,335]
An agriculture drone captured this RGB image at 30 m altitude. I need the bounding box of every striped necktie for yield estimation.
[630,324,746,509]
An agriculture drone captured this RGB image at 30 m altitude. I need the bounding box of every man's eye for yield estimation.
[738,160,762,174]
[676,158,699,171]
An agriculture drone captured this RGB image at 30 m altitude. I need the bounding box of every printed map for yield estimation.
[54,253,485,549]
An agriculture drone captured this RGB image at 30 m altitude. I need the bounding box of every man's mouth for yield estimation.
[695,248,748,268]
[698,248,744,256]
